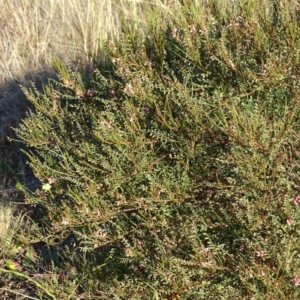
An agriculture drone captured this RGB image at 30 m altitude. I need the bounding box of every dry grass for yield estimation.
[0,0,176,84]
[0,202,14,239]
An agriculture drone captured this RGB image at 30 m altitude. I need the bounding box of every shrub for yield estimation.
[14,1,300,298]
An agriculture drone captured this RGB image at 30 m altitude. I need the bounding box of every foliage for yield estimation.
[8,0,300,298]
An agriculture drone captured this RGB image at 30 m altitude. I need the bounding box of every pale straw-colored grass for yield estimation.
[0,0,176,83]
[0,201,14,242]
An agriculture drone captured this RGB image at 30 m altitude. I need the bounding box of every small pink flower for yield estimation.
[100,121,112,129]
[171,27,178,38]
[125,83,134,95]
[201,247,210,254]
[96,228,107,239]
[201,261,213,268]
[76,90,85,98]
[61,219,69,225]
[188,24,196,34]
[292,275,300,286]
[109,89,116,98]
[287,217,294,226]
[256,250,266,258]
[293,275,300,286]
[87,89,94,97]
[291,194,300,205]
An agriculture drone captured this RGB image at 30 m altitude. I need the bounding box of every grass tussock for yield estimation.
[0,0,176,83]
[2,0,300,299]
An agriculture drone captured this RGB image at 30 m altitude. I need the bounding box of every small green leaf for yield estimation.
[15,182,25,191]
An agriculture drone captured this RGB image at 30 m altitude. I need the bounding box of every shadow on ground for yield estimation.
[0,68,58,200]
[0,59,96,201]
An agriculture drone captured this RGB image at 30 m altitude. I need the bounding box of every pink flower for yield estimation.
[291,194,300,205]
[100,121,112,129]
[124,83,134,95]
[287,217,294,226]
[256,250,266,258]
[292,275,300,286]
[87,89,94,97]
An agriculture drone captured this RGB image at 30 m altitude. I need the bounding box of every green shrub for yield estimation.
[14,1,300,298]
